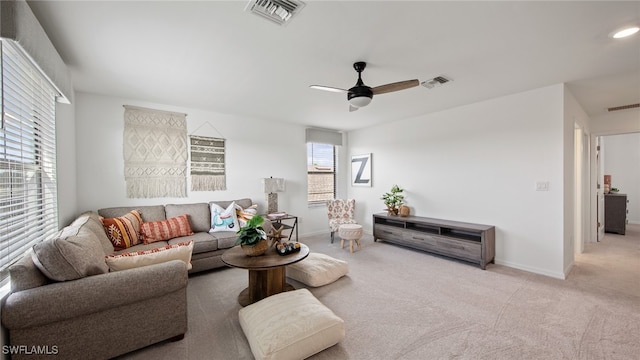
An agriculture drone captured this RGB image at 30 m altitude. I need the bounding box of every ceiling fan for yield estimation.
[310,61,419,112]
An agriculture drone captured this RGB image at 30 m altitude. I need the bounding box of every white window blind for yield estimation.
[0,40,58,286]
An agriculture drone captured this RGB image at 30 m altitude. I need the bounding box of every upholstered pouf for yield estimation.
[239,288,345,360]
[287,252,349,287]
[338,224,363,253]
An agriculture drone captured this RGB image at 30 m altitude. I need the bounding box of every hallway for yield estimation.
[569,224,640,299]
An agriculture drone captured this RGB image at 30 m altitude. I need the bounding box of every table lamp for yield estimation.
[263,177,285,214]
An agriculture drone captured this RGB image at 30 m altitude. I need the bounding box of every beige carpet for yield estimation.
[117,225,640,360]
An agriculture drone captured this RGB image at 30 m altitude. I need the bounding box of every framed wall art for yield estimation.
[351,153,372,187]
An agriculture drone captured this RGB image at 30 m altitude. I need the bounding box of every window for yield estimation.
[307,142,336,204]
[0,40,58,286]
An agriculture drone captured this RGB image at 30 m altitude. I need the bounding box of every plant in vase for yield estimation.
[235,215,268,256]
[381,184,405,216]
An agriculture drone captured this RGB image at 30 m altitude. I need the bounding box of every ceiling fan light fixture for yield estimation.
[348,95,372,108]
[612,26,639,38]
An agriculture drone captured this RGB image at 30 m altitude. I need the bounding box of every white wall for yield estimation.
[602,133,640,224]
[345,84,567,278]
[562,86,591,274]
[56,99,78,227]
[74,92,333,237]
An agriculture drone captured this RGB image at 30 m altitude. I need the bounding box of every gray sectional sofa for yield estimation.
[98,198,262,273]
[1,198,263,359]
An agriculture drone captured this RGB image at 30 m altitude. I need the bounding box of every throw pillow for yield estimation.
[210,201,239,233]
[235,203,258,227]
[141,214,194,244]
[100,210,143,251]
[31,216,110,282]
[105,241,194,271]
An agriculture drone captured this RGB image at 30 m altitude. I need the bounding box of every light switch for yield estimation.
[536,181,549,191]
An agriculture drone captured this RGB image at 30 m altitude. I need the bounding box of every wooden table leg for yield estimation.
[238,266,294,306]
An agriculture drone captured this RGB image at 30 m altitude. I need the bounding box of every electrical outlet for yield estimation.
[535,181,549,191]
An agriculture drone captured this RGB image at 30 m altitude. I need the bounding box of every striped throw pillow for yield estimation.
[101,210,143,251]
[106,241,194,271]
[141,214,194,244]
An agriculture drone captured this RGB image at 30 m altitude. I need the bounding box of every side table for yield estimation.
[266,214,298,242]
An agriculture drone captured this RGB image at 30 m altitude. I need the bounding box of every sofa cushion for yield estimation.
[169,232,218,254]
[101,210,143,250]
[98,205,166,222]
[287,253,349,287]
[165,203,210,233]
[239,288,345,360]
[210,202,239,233]
[31,216,110,281]
[211,231,238,249]
[141,214,194,243]
[106,241,194,271]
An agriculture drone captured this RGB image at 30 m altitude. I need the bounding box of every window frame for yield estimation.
[306,142,337,205]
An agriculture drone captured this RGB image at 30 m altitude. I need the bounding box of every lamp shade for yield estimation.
[263,177,285,193]
[348,95,372,108]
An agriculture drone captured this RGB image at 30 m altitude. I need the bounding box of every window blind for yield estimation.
[0,40,58,286]
[305,128,342,146]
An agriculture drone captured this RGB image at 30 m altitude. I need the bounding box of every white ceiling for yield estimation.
[28,1,640,131]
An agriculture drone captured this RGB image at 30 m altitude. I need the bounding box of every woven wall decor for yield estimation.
[123,105,188,198]
[190,135,226,191]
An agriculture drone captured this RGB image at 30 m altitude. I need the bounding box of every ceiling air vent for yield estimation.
[607,103,640,112]
[245,0,306,26]
[421,75,452,89]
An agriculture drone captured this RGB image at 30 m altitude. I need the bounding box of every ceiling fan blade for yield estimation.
[371,79,419,95]
[349,105,359,112]
[309,85,348,93]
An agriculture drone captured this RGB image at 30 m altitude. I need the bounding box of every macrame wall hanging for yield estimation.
[189,121,226,191]
[123,105,188,198]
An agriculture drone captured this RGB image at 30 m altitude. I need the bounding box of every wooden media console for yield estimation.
[373,213,495,269]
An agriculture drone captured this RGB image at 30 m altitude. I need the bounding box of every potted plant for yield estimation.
[235,215,268,256]
[381,184,405,216]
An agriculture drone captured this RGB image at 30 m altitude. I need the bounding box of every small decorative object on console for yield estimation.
[276,242,301,256]
[381,184,405,216]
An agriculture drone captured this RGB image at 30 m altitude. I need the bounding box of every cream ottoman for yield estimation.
[287,252,349,287]
[239,288,345,360]
[338,224,363,253]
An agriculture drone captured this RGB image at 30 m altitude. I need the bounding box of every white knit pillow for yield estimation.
[286,253,348,287]
[239,288,344,360]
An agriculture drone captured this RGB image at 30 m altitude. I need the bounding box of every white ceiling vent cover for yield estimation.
[421,76,452,89]
[245,0,306,26]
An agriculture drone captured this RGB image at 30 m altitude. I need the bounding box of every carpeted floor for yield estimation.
[117,225,640,360]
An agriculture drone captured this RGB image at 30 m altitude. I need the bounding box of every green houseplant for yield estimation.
[381,184,405,216]
[235,215,268,256]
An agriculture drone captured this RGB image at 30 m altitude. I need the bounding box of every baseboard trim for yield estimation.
[494,259,566,279]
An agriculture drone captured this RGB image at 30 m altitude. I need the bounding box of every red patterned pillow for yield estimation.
[101,210,143,251]
[141,214,194,244]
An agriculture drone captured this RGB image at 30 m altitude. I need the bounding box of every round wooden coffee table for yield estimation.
[222,243,309,306]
